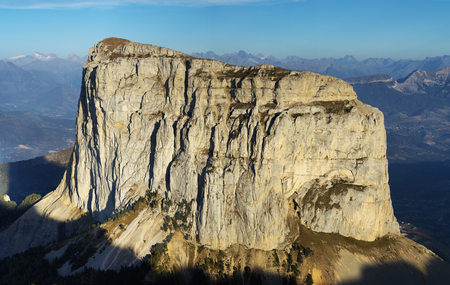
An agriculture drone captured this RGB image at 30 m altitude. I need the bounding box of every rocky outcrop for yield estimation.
[347,66,450,96]
[394,66,450,95]
[0,38,399,257]
[346,66,450,163]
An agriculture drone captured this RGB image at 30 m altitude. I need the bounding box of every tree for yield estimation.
[305,273,314,285]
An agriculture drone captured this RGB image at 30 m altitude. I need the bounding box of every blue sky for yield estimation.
[0,0,449,61]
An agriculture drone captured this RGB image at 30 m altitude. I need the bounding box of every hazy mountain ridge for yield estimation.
[345,67,450,162]
[6,52,85,67]
[192,51,450,80]
[0,53,82,162]
[6,52,59,66]
[0,52,85,119]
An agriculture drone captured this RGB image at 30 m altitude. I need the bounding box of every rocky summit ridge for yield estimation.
[0,38,399,259]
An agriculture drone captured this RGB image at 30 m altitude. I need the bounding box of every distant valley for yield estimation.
[0,146,72,205]
[0,111,75,162]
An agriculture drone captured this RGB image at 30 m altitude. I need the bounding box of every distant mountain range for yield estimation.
[192,51,450,80]
[0,52,85,119]
[346,67,450,163]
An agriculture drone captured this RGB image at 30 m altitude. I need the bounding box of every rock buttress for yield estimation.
[0,38,399,257]
[69,38,398,248]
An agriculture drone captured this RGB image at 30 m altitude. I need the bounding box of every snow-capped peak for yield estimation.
[7,55,26,60]
[31,52,54,60]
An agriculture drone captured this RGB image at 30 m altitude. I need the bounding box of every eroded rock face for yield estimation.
[0,38,399,255]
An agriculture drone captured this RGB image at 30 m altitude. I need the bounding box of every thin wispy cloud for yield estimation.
[0,0,300,9]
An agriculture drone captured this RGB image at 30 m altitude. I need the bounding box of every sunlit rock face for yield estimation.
[65,38,398,248]
[0,38,399,256]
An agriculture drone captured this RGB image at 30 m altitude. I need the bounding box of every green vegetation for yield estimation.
[230,129,240,140]
[161,199,193,238]
[112,196,146,222]
[145,233,173,269]
[219,68,259,80]
[330,179,366,192]
[305,273,314,285]
[0,193,42,230]
[302,178,365,212]
[272,249,280,266]
[51,240,98,271]
[198,245,206,254]
[291,113,304,119]
[17,193,41,210]
[0,196,17,211]
[279,242,314,277]
[198,250,227,273]
[259,110,269,129]
[109,52,153,60]
[230,102,255,110]
[0,235,317,285]
[146,189,158,209]
[108,189,159,223]
[161,198,173,212]
[0,245,149,285]
[263,102,277,109]
[174,200,192,223]
[286,251,293,269]
[238,113,250,123]
[316,100,353,114]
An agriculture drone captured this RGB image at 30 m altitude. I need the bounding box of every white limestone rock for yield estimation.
[0,38,399,258]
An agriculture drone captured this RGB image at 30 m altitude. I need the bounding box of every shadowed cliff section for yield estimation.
[0,147,73,231]
[0,146,73,202]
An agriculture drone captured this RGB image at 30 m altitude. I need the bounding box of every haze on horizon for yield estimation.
[0,0,449,62]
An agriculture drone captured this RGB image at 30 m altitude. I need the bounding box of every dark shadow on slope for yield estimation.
[389,160,450,262]
[1,154,450,284]
[0,147,73,230]
[0,146,73,203]
[1,204,450,285]
[338,259,450,285]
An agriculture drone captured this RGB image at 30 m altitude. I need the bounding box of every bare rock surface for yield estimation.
[0,38,399,258]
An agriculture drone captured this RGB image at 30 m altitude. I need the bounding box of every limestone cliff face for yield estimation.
[0,38,399,256]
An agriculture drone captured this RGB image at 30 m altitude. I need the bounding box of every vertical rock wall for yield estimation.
[0,38,399,256]
[64,38,398,248]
